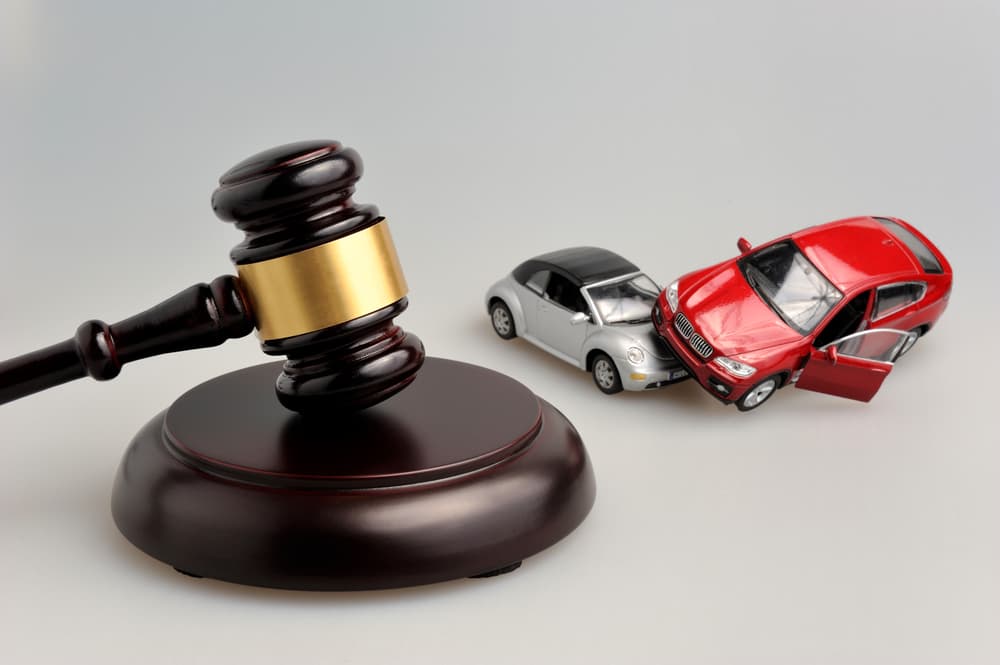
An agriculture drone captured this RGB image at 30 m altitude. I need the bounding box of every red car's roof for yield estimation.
[790,217,921,292]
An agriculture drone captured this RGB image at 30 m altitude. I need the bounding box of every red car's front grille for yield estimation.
[673,312,714,359]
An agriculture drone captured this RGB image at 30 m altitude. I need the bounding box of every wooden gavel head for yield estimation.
[212,140,425,413]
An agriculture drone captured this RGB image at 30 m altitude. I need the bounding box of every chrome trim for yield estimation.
[816,328,917,365]
[673,312,713,358]
[816,328,911,351]
[674,312,694,338]
[583,270,645,290]
[689,334,713,359]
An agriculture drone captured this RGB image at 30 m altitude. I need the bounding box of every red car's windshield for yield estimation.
[739,241,843,335]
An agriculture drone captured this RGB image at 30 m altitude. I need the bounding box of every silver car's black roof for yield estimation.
[512,247,639,287]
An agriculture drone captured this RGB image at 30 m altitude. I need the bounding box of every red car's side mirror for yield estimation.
[737,237,752,254]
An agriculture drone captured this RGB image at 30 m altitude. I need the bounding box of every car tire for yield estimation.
[490,301,516,339]
[591,353,623,395]
[736,375,780,412]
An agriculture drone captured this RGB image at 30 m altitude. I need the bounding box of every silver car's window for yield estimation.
[586,274,659,325]
[525,270,550,295]
[544,273,588,312]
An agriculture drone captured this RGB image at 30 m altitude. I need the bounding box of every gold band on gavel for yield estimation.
[236,220,408,341]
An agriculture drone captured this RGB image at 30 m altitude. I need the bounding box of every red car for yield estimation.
[652,216,952,411]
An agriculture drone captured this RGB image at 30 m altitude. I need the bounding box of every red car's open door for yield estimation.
[796,329,916,402]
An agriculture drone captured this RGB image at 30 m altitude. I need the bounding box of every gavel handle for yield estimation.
[0,276,254,405]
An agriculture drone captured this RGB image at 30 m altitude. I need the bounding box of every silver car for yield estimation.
[485,247,689,393]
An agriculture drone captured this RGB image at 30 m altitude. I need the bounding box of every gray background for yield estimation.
[1,1,997,663]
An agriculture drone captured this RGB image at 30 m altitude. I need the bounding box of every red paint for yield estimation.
[654,216,952,408]
[795,348,890,402]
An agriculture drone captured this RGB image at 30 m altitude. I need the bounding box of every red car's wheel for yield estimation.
[736,375,780,412]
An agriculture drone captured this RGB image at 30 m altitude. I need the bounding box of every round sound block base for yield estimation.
[111,358,595,591]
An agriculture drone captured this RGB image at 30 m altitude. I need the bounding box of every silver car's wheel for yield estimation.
[591,353,623,394]
[490,301,516,339]
[736,375,779,412]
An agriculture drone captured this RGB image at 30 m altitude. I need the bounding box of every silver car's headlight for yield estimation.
[713,356,757,378]
[626,347,645,365]
[666,280,679,311]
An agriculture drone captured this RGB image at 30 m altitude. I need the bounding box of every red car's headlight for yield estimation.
[666,280,679,311]
[713,356,757,378]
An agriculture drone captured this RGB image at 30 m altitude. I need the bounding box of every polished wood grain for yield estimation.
[213,140,424,413]
[111,358,596,590]
[0,276,252,405]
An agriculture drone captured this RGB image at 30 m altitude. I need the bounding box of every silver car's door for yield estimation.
[536,273,590,362]
[516,269,551,334]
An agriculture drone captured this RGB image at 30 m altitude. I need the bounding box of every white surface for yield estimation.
[1,1,998,664]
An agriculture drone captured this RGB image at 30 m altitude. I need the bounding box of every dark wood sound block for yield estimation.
[110,357,596,590]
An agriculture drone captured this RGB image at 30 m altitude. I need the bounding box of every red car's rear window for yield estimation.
[876,218,944,274]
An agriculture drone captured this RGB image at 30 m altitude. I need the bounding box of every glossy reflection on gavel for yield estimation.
[0,140,425,413]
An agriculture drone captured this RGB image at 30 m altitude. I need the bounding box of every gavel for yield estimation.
[0,140,425,413]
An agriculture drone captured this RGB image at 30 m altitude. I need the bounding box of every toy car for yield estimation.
[652,216,952,411]
[486,247,688,394]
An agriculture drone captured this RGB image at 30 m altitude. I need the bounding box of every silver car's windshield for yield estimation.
[740,240,843,334]
[586,274,660,325]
